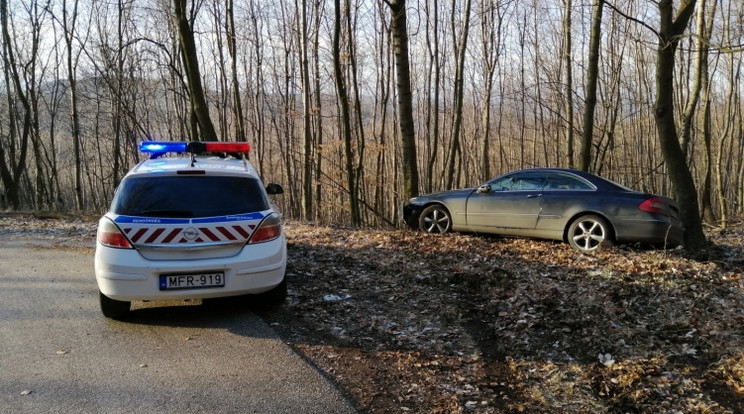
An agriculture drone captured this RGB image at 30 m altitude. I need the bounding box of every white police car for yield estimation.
[94,141,287,318]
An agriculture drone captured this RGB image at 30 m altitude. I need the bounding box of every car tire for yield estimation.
[99,291,131,319]
[253,278,287,307]
[567,214,613,252]
[418,205,452,233]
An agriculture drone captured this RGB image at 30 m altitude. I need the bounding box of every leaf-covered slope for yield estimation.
[262,221,744,413]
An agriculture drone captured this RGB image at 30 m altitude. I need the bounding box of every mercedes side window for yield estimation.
[544,173,594,190]
[489,172,547,191]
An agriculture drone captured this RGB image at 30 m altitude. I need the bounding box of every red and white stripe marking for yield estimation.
[123,224,257,244]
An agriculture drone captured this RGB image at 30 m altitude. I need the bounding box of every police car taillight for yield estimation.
[249,214,282,244]
[97,218,133,249]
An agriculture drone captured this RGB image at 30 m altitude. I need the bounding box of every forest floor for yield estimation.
[3,212,744,413]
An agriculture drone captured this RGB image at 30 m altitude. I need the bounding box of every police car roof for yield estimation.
[126,155,260,178]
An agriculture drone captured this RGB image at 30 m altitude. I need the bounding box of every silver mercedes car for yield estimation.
[403,168,684,252]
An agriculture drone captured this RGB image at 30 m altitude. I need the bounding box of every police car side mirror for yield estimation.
[266,183,284,195]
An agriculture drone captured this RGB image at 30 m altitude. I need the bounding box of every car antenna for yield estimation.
[190,149,197,167]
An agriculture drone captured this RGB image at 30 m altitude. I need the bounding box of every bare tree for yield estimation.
[225,0,245,143]
[92,0,131,186]
[24,1,49,209]
[653,0,706,248]
[244,0,267,170]
[444,0,473,189]
[40,22,65,209]
[173,0,217,141]
[579,0,604,171]
[345,1,368,223]
[423,0,441,193]
[311,0,324,222]
[334,0,360,225]
[715,0,744,228]
[298,0,314,221]
[562,0,575,169]
[478,0,507,181]
[57,0,86,209]
[383,0,419,200]
[686,0,717,223]
[0,0,32,209]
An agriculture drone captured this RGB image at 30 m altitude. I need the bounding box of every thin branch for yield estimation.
[604,0,660,39]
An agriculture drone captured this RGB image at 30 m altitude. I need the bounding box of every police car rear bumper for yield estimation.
[95,237,287,301]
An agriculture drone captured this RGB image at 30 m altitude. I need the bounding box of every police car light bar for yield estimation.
[140,141,251,158]
[140,141,188,154]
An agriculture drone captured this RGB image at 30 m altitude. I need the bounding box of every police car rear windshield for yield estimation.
[111,176,270,218]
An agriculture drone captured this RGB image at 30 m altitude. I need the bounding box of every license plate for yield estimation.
[159,272,225,290]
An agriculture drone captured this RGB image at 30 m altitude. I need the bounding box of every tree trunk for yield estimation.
[715,48,741,229]
[424,0,440,193]
[60,0,85,209]
[444,0,472,189]
[696,0,717,224]
[479,0,503,181]
[562,0,575,169]
[312,1,324,222]
[298,0,314,221]
[386,0,419,199]
[334,0,360,226]
[579,0,604,172]
[654,0,706,249]
[0,0,31,210]
[346,4,367,223]
[700,97,715,223]
[226,0,246,143]
[112,0,128,186]
[174,0,218,142]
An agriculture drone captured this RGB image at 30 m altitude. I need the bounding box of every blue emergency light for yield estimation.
[139,141,251,159]
[140,141,188,154]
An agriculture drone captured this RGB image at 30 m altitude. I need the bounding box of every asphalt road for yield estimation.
[0,240,357,414]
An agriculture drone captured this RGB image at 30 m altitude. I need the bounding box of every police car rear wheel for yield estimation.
[99,291,131,319]
[253,278,287,308]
